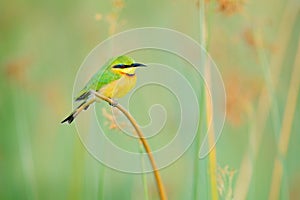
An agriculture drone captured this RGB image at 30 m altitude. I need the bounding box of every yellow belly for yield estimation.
[98,75,137,98]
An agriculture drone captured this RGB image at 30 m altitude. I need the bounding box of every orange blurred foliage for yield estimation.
[217,0,245,15]
[225,72,262,126]
[5,57,32,86]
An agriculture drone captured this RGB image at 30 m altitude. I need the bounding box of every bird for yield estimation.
[61,55,146,124]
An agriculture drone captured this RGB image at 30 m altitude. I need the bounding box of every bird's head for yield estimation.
[111,55,146,75]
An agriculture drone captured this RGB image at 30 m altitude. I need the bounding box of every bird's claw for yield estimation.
[109,99,118,107]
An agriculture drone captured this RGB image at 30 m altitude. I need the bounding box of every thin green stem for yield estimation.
[97,164,106,200]
[192,84,206,200]
[199,1,218,199]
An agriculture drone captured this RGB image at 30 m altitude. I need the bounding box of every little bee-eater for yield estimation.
[61,55,146,124]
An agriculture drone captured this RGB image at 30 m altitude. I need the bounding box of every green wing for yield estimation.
[75,60,121,101]
[95,66,121,90]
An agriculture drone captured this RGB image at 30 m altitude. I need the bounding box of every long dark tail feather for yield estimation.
[61,101,90,124]
[61,111,76,124]
[75,91,91,101]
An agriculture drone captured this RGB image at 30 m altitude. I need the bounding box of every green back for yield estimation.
[95,63,121,90]
[75,57,122,100]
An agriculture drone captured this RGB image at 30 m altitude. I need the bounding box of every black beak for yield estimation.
[131,63,147,67]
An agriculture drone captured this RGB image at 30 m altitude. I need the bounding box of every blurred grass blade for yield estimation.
[268,10,300,200]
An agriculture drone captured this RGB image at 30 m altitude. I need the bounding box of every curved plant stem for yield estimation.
[93,92,167,200]
[139,143,150,200]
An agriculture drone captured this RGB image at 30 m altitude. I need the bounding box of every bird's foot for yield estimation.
[89,90,100,102]
[109,98,118,107]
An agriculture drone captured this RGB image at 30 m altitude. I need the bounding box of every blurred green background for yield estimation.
[1,0,299,199]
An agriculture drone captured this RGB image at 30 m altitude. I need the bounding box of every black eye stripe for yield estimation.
[113,64,123,68]
[113,64,131,68]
